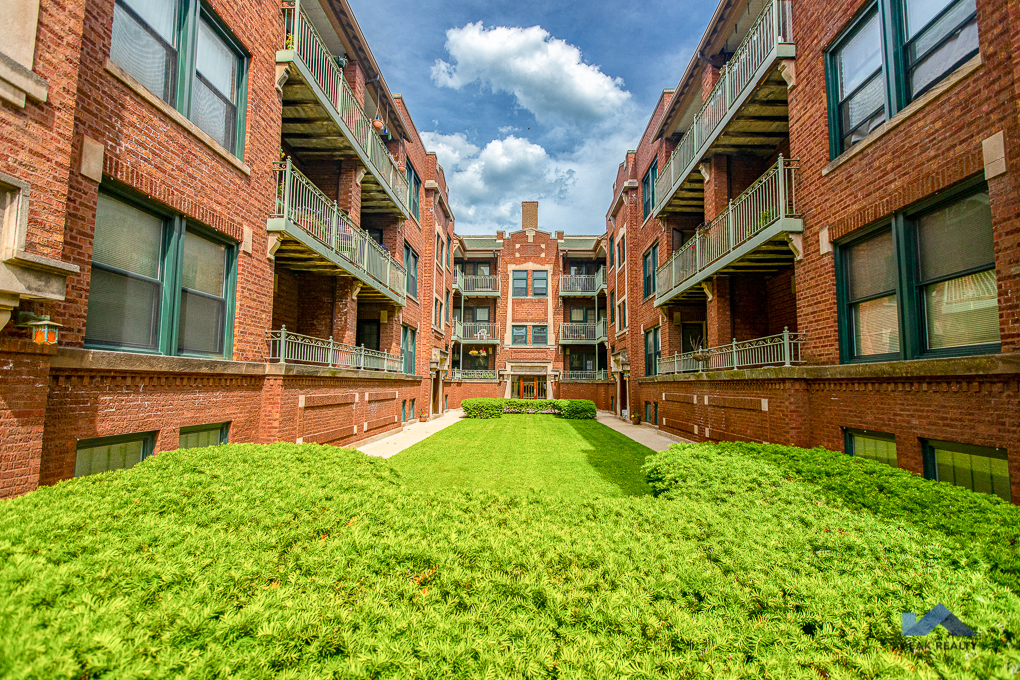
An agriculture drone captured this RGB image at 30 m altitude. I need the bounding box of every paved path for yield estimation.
[595,411,689,452]
[358,409,465,459]
[358,408,687,459]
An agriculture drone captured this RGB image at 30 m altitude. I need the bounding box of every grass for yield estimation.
[0,427,1018,678]
[388,414,654,498]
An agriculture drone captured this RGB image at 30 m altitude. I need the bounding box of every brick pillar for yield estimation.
[337,159,363,228]
[296,273,334,339]
[706,275,732,347]
[786,379,811,448]
[383,311,402,358]
[0,340,53,498]
[333,277,359,345]
[702,154,729,222]
[701,64,721,103]
[522,201,538,229]
[346,60,366,108]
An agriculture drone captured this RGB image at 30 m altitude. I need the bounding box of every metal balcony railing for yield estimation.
[560,319,607,342]
[454,270,500,294]
[273,158,405,302]
[656,156,798,299]
[561,370,608,381]
[267,327,403,372]
[559,268,606,295]
[654,0,793,216]
[280,1,409,213]
[449,369,498,380]
[453,321,500,342]
[657,328,805,375]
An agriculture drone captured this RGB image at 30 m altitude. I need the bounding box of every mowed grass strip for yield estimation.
[386,414,654,498]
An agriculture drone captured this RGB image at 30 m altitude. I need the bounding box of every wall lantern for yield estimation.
[16,312,61,346]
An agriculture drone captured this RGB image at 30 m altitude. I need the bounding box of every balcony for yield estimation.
[559,269,606,296]
[267,328,403,372]
[655,157,802,306]
[453,270,501,296]
[657,329,805,375]
[453,321,500,344]
[561,370,608,381]
[268,159,406,306]
[559,319,608,344]
[278,2,409,217]
[449,369,498,381]
[655,0,794,218]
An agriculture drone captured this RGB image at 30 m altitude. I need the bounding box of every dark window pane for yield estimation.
[86,268,161,349]
[111,1,176,103]
[532,326,547,345]
[512,326,527,344]
[178,290,225,354]
[850,432,898,466]
[917,192,993,281]
[848,230,897,300]
[181,230,226,296]
[93,194,163,278]
[192,76,236,150]
[934,445,1010,502]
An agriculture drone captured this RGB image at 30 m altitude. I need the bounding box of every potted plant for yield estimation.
[419,410,428,423]
[631,414,641,425]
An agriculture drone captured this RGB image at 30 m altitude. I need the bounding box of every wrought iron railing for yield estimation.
[454,270,500,294]
[657,328,805,375]
[654,0,793,215]
[273,158,405,302]
[453,321,500,342]
[449,369,498,380]
[280,1,409,212]
[561,370,608,381]
[560,319,607,342]
[267,327,403,372]
[656,157,798,297]
[559,268,606,295]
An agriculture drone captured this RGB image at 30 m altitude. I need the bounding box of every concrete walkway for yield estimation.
[358,409,465,459]
[595,411,689,452]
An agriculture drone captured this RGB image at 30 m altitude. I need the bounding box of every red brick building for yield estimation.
[611,0,1020,504]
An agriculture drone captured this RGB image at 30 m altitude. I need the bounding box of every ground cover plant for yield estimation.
[461,398,596,419]
[0,435,1018,678]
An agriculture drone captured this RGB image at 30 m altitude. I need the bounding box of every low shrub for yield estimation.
[461,398,503,419]
[559,399,596,420]
[715,440,1020,595]
[503,398,557,413]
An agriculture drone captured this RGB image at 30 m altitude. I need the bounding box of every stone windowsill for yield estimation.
[104,59,251,177]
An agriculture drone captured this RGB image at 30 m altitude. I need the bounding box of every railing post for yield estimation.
[777,154,786,218]
[279,325,288,364]
[783,326,791,367]
[357,344,364,370]
[330,201,339,251]
[732,338,738,370]
[328,335,334,367]
[727,199,734,251]
[282,158,293,224]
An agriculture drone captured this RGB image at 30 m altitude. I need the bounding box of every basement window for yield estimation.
[75,432,156,478]
[179,422,230,448]
[845,428,897,467]
[923,439,1011,502]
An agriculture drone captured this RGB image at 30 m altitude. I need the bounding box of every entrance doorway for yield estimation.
[432,371,442,413]
[512,376,547,399]
[620,375,629,417]
[356,320,380,350]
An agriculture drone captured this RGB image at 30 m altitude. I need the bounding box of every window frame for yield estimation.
[644,326,660,376]
[74,431,157,478]
[532,325,548,345]
[642,244,658,298]
[85,186,238,359]
[512,325,527,345]
[642,159,657,221]
[406,161,421,222]
[401,324,417,375]
[922,438,1011,502]
[512,270,528,297]
[844,427,898,467]
[532,270,548,297]
[179,421,230,447]
[610,291,616,324]
[404,243,419,299]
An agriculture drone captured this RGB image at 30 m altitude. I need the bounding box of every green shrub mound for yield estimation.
[714,441,1020,596]
[1,441,1019,678]
[461,398,597,420]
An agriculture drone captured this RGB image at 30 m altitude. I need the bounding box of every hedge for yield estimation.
[461,398,597,420]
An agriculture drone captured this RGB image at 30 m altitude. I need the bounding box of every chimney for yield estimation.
[521,201,538,231]
[496,230,504,241]
[555,231,564,241]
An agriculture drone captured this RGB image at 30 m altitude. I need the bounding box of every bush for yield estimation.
[559,399,596,420]
[461,398,503,419]
[714,440,1020,595]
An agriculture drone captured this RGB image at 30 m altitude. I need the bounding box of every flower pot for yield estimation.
[372,119,384,132]
[418,415,428,422]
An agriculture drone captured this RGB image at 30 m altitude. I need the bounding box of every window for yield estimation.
[533,270,548,297]
[401,325,416,375]
[179,422,229,448]
[619,300,627,329]
[472,306,490,323]
[654,402,658,426]
[434,298,441,326]
[85,192,235,357]
[826,0,978,157]
[111,0,247,156]
[512,271,528,297]
[610,291,616,323]
[837,187,998,362]
[845,429,897,467]
[447,236,451,268]
[401,400,407,422]
[532,325,547,345]
[512,325,527,345]
[923,439,1011,502]
[643,244,658,298]
[618,236,626,266]
[75,432,155,478]
[570,307,586,323]
[445,291,450,324]
[644,326,660,376]
[436,234,442,263]
[642,160,658,221]
[404,244,418,297]
[609,239,614,268]
[644,402,652,422]
[406,162,421,221]
[410,398,416,418]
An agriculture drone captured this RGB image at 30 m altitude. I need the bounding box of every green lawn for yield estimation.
[388,414,654,498]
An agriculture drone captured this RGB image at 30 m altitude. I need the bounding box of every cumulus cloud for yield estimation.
[431,22,631,127]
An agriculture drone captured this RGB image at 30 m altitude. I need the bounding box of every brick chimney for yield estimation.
[521,201,538,230]
[496,230,504,241]
[555,231,564,241]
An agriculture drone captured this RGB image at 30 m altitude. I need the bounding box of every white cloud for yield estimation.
[432,22,631,127]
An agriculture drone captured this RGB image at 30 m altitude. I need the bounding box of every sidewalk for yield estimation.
[595,411,689,451]
[358,409,465,459]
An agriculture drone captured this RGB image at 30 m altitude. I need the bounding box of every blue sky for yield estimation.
[349,0,714,234]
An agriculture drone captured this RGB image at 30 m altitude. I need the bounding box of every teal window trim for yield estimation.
[835,179,999,364]
[404,244,418,298]
[642,159,657,221]
[533,270,548,297]
[844,428,897,463]
[608,238,614,268]
[406,161,421,222]
[401,325,417,376]
[75,431,157,478]
[85,185,237,359]
[642,244,658,298]
[512,270,528,297]
[531,325,547,345]
[644,326,660,376]
[653,402,658,425]
[445,291,450,323]
[512,325,527,345]
[922,438,1011,502]
[180,421,230,445]
[610,291,616,323]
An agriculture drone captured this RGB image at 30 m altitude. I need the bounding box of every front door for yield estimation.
[512,377,547,399]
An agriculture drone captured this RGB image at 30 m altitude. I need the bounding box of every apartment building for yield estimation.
[446,201,613,407]
[613,0,1019,503]
[0,0,452,498]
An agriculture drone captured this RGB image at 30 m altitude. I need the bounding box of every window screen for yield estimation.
[532,325,547,345]
[111,0,179,103]
[512,271,528,297]
[512,325,527,344]
[833,9,886,150]
[846,230,899,357]
[179,423,228,448]
[75,434,153,478]
[178,230,228,355]
[905,0,978,97]
[848,430,897,467]
[929,440,1011,502]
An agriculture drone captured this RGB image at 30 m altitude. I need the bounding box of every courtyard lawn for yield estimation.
[387,414,654,498]
[1,437,1019,678]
